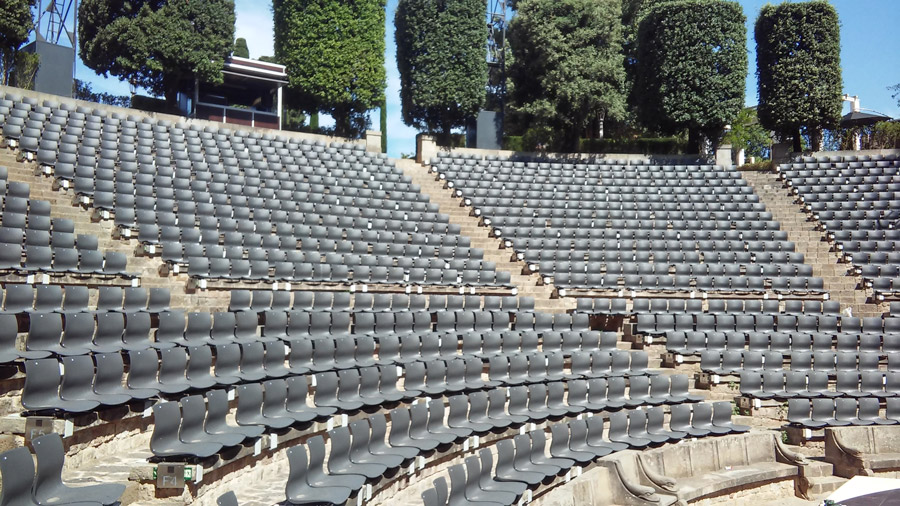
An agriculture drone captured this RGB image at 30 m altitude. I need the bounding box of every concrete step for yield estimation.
[803,459,834,478]
[2,152,205,312]
[397,158,573,313]
[741,167,882,317]
[805,475,847,497]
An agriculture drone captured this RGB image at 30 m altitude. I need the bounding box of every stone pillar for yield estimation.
[772,142,792,168]
[416,134,438,165]
[276,85,283,131]
[365,130,383,153]
[736,148,746,167]
[715,144,733,167]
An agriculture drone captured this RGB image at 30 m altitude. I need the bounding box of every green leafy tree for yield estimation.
[73,79,132,107]
[79,0,235,108]
[755,1,842,153]
[508,0,627,152]
[273,0,386,138]
[0,0,37,86]
[723,107,771,160]
[233,37,250,59]
[395,0,487,146]
[633,0,747,154]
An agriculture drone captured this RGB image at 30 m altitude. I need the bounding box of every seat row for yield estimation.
[153,372,701,463]
[13,308,595,362]
[542,260,811,277]
[228,290,533,314]
[740,370,900,400]
[519,243,795,263]
[576,297,840,316]
[421,402,748,506]
[184,257,511,288]
[0,243,134,279]
[667,330,900,356]
[786,397,900,428]
[0,283,170,315]
[0,433,125,506]
[638,313,873,336]
[20,338,658,415]
[699,350,885,376]
[554,273,823,294]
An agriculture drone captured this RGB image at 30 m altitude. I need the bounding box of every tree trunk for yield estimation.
[687,128,702,154]
[809,127,823,152]
[436,117,452,148]
[163,75,180,113]
[793,128,803,153]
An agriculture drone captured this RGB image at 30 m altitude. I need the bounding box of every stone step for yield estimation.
[741,167,882,317]
[805,475,847,497]
[3,153,201,312]
[803,459,835,478]
[397,159,570,313]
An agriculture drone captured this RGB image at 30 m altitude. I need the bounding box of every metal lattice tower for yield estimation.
[487,0,508,129]
[35,0,77,47]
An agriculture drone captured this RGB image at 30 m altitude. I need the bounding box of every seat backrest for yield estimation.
[0,446,37,506]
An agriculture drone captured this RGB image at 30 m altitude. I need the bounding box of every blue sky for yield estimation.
[70,0,900,158]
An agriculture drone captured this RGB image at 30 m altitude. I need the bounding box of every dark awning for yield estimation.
[841,110,893,127]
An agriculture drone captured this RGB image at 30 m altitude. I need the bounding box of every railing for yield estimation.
[195,102,279,130]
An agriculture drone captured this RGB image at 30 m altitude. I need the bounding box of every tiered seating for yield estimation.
[0,432,125,505]
[419,402,749,506]
[433,153,822,297]
[777,153,900,300]
[0,169,135,281]
[0,92,511,293]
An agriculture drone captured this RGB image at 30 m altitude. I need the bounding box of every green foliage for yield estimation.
[395,0,487,146]
[508,0,627,152]
[79,0,236,106]
[891,84,900,109]
[503,136,524,152]
[723,108,771,160]
[737,160,773,171]
[258,56,279,64]
[505,134,686,154]
[273,0,386,138]
[873,122,900,149]
[10,51,39,90]
[836,121,900,151]
[633,0,747,153]
[0,0,36,86]
[281,108,308,132]
[755,1,842,152]
[579,136,687,154]
[233,37,250,59]
[73,79,132,108]
[131,95,178,115]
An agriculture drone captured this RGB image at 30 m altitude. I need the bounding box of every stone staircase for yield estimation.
[0,150,233,313]
[802,458,847,498]
[398,158,575,314]
[741,168,882,318]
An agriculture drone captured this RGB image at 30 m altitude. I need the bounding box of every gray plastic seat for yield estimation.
[285,436,353,505]
[32,432,126,505]
[150,402,222,459]
[206,389,265,440]
[23,358,100,413]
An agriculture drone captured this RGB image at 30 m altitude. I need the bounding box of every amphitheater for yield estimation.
[1,84,899,506]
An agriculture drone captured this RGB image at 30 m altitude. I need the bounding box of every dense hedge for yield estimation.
[502,136,687,154]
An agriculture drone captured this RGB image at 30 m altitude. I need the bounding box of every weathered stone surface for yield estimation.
[825,426,900,478]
